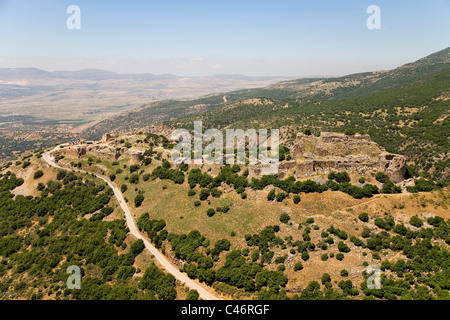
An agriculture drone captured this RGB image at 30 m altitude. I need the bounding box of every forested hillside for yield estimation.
[0,169,178,300]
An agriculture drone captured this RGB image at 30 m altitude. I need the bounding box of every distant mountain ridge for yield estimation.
[0,67,291,82]
[83,46,450,138]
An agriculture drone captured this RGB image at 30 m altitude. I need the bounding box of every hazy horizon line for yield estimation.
[0,66,345,79]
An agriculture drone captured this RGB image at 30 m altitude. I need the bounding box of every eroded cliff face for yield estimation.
[282,132,406,182]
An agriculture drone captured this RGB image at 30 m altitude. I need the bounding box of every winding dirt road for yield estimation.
[43,146,220,300]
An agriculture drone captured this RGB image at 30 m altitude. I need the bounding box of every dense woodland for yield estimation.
[0,170,178,300]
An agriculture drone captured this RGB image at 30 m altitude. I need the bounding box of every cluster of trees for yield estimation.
[136,216,292,296]
[407,179,443,193]
[325,171,380,198]
[134,194,144,207]
[375,172,402,194]
[256,213,450,301]
[250,175,327,194]
[245,226,288,265]
[137,213,167,247]
[187,166,245,202]
[352,212,450,299]
[138,264,177,300]
[151,161,185,184]
[216,250,288,292]
[328,171,350,183]
[374,216,396,231]
[278,146,292,161]
[326,225,348,241]
[0,171,24,192]
[144,133,173,149]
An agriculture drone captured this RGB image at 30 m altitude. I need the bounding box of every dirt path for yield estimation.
[43,146,220,300]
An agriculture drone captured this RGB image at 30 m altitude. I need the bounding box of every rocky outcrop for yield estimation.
[128,150,144,164]
[286,132,406,182]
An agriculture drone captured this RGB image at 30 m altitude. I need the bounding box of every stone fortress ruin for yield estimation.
[56,131,407,184]
[54,132,145,165]
[276,132,406,182]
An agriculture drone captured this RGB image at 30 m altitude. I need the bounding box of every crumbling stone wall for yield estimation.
[285,132,406,182]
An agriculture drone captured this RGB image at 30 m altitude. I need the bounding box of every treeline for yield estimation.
[153,164,398,201]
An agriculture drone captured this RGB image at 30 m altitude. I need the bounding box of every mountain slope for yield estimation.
[81,47,449,179]
[82,47,450,139]
[169,68,449,179]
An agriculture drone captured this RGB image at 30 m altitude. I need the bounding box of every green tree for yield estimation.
[130,239,145,257]
[134,194,144,207]
[301,251,310,261]
[279,213,290,224]
[340,269,349,277]
[267,189,276,201]
[186,289,199,300]
[129,174,139,184]
[293,262,303,271]
[276,192,286,202]
[302,128,312,135]
[345,128,356,136]
[336,253,344,261]
[409,216,423,228]
[358,212,369,222]
[199,189,210,201]
[338,241,351,253]
[33,170,44,179]
[206,208,215,217]
[321,273,331,284]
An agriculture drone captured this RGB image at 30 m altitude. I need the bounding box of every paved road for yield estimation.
[43,146,220,300]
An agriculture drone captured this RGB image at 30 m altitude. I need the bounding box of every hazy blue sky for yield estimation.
[0,0,449,76]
